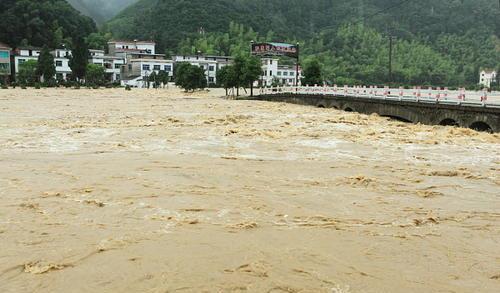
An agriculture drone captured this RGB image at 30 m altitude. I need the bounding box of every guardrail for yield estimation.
[258,85,500,108]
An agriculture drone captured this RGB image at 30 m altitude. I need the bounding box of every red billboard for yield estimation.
[251,42,299,58]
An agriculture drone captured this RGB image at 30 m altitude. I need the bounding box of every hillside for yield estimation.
[105,0,499,86]
[0,0,96,49]
[107,0,499,51]
[67,0,139,24]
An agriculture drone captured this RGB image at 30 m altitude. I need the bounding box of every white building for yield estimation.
[53,48,72,80]
[14,47,72,80]
[259,57,302,86]
[121,58,174,88]
[90,49,125,82]
[13,47,41,74]
[173,55,233,85]
[479,69,497,88]
[108,40,156,57]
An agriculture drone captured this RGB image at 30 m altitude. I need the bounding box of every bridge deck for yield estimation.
[251,88,500,132]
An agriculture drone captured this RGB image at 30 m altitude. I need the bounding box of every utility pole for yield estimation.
[388,36,394,84]
[250,40,254,97]
[295,42,300,87]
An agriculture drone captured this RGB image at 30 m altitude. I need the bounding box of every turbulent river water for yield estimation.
[0,88,498,292]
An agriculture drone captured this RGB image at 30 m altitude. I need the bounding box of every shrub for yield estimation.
[125,85,131,91]
[34,83,41,89]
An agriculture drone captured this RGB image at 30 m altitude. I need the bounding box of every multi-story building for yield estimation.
[53,48,72,80]
[0,42,12,82]
[173,55,233,85]
[120,57,174,87]
[13,47,71,80]
[256,57,302,86]
[13,47,41,75]
[258,57,302,86]
[479,69,497,88]
[90,49,125,82]
[108,40,156,57]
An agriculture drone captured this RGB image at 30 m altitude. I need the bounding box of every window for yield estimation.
[283,71,288,76]
[270,60,273,65]
[209,65,215,71]
[154,65,161,70]
[208,77,214,83]
[56,61,63,67]
[269,70,273,76]
[142,64,150,71]
[290,72,295,76]
[0,63,9,73]
[115,64,121,69]
[19,59,26,64]
[128,64,132,70]
[0,51,9,58]
[277,71,281,76]
[165,65,172,71]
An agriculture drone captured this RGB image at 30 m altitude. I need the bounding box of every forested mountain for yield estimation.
[108,0,499,51]
[105,0,499,86]
[0,0,96,49]
[67,0,139,24]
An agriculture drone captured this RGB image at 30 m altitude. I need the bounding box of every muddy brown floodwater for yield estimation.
[0,88,499,292]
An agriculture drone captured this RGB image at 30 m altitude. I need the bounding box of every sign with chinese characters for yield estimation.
[251,42,298,58]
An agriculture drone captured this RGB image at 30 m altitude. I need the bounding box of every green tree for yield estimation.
[174,63,207,91]
[85,63,105,86]
[157,70,170,88]
[241,56,262,96]
[86,32,113,50]
[147,71,160,88]
[69,36,89,82]
[217,65,238,95]
[37,46,56,84]
[17,60,39,86]
[302,59,322,86]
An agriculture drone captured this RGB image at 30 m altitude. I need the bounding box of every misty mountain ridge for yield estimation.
[67,0,139,24]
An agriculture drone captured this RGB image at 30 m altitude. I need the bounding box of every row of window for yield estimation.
[142,64,172,71]
[263,70,296,77]
[277,71,295,76]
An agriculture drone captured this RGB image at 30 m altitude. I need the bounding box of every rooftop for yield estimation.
[109,40,156,45]
[0,42,12,50]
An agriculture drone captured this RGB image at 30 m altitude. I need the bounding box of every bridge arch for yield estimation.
[439,118,459,127]
[317,103,326,108]
[344,106,354,112]
[470,121,493,133]
[382,115,413,123]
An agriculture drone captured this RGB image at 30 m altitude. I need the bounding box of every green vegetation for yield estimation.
[85,63,105,86]
[302,59,323,86]
[17,60,39,86]
[217,55,262,96]
[37,47,56,84]
[174,63,207,91]
[69,36,90,81]
[0,0,96,49]
[106,0,499,87]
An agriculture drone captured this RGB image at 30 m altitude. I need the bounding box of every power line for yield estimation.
[320,0,413,31]
[357,0,413,25]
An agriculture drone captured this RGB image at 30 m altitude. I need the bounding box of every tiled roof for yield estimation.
[0,42,11,49]
[109,40,155,45]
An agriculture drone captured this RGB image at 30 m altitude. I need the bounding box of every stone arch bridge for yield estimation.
[252,93,500,132]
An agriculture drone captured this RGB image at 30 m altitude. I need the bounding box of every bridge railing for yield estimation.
[258,85,500,108]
